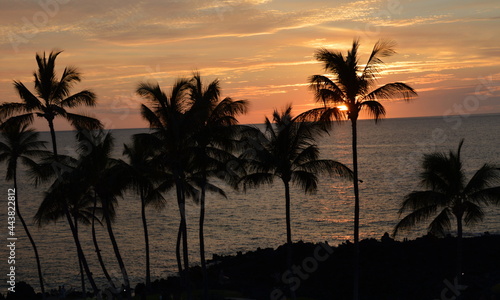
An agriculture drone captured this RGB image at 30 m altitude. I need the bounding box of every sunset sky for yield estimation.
[1,0,499,130]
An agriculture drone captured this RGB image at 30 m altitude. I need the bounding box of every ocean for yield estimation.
[1,113,499,293]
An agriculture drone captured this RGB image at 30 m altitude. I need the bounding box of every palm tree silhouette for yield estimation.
[122,138,167,293]
[187,73,248,299]
[240,105,352,245]
[136,79,196,299]
[394,139,500,280]
[0,123,50,297]
[77,130,132,299]
[0,50,101,156]
[34,152,100,296]
[309,39,417,299]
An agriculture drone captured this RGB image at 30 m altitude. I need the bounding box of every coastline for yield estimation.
[7,233,500,299]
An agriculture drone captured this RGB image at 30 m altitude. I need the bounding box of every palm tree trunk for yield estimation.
[284,180,296,300]
[351,118,361,300]
[63,205,99,297]
[103,201,132,300]
[141,190,151,292]
[74,216,86,298]
[284,180,292,245]
[456,215,463,282]
[13,173,46,298]
[176,222,183,275]
[176,179,192,300]
[92,196,116,290]
[199,183,208,300]
[47,117,58,157]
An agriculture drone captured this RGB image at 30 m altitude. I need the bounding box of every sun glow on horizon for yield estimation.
[337,105,349,111]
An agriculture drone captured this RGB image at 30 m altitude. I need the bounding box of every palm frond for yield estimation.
[398,191,448,214]
[427,208,452,237]
[360,100,386,122]
[65,112,103,130]
[364,82,417,102]
[393,204,439,236]
[464,164,500,195]
[462,201,484,226]
[60,90,97,108]
[12,82,42,110]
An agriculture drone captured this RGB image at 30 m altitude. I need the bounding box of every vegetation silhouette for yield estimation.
[122,137,168,293]
[186,72,248,300]
[308,39,417,299]
[394,139,500,281]
[0,50,101,156]
[136,78,198,300]
[0,123,50,297]
[239,104,352,299]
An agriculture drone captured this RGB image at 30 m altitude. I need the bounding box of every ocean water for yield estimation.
[1,114,499,293]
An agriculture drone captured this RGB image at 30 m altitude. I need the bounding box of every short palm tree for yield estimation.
[240,105,352,245]
[309,39,417,299]
[0,123,50,297]
[394,139,500,280]
[0,50,101,156]
[122,138,167,292]
[187,73,248,299]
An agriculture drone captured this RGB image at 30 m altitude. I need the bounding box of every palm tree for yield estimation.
[136,79,196,299]
[77,129,132,299]
[240,105,352,245]
[34,129,132,298]
[0,123,50,297]
[309,39,417,299]
[0,50,101,157]
[34,153,100,297]
[187,73,248,299]
[122,138,167,292]
[394,139,500,280]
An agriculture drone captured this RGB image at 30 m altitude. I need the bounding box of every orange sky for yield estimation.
[1,0,499,130]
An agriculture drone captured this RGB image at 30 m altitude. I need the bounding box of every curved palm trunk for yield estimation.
[351,118,361,300]
[140,190,152,292]
[46,118,58,157]
[199,182,208,300]
[102,201,132,300]
[284,180,296,300]
[176,178,192,300]
[284,181,292,245]
[13,173,46,298]
[74,216,86,298]
[456,214,464,282]
[63,205,99,297]
[92,196,116,291]
[176,222,183,275]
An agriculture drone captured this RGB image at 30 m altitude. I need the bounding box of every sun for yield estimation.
[337,105,349,111]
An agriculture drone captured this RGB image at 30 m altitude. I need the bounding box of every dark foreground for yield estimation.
[5,234,500,299]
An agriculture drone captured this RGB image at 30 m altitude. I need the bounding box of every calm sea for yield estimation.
[1,114,499,293]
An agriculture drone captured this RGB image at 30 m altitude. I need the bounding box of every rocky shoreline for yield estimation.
[5,234,500,299]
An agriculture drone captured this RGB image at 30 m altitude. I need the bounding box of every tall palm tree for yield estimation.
[34,129,132,298]
[309,39,417,299]
[394,140,500,280]
[76,129,132,299]
[34,153,100,297]
[136,79,196,299]
[122,138,167,292]
[0,123,50,297]
[240,105,352,245]
[0,50,101,156]
[187,73,248,299]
